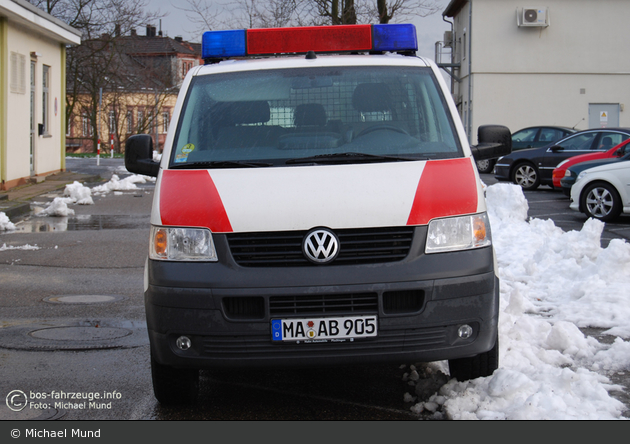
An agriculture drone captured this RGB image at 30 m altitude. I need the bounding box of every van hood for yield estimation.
[152,158,483,233]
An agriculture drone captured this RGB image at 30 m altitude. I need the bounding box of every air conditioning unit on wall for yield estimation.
[517,7,550,27]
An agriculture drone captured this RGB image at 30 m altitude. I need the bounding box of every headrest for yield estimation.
[294,103,327,127]
[214,101,271,125]
[352,83,393,112]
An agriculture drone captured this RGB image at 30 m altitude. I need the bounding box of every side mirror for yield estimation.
[125,134,159,177]
[549,145,564,152]
[470,125,512,161]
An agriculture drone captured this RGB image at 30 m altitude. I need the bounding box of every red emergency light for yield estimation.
[202,24,418,61]
[247,25,372,55]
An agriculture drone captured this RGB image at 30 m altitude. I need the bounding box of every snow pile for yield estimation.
[35,197,75,217]
[0,243,40,251]
[91,174,155,195]
[30,175,153,217]
[0,212,16,231]
[408,183,629,420]
[63,181,94,205]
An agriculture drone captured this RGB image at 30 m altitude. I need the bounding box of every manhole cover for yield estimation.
[29,326,132,341]
[44,295,124,305]
[0,319,148,351]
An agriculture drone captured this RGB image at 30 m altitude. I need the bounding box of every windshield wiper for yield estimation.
[173,160,273,169]
[285,152,420,165]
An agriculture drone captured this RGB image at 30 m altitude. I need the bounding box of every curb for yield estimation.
[1,202,31,220]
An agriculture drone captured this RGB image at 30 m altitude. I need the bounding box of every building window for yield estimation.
[42,65,50,135]
[108,110,116,134]
[148,111,155,133]
[10,52,26,94]
[137,110,144,131]
[82,114,92,137]
[162,111,169,133]
[127,110,133,133]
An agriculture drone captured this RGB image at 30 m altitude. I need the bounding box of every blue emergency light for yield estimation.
[202,24,418,61]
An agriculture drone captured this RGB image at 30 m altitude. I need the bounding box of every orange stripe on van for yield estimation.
[159,170,233,233]
[407,158,478,225]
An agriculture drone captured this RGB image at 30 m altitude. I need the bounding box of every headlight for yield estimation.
[576,171,589,182]
[425,213,491,254]
[564,169,572,177]
[150,226,217,261]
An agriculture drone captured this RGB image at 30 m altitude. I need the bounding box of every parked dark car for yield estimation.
[494,128,630,190]
[476,126,576,174]
[560,151,630,196]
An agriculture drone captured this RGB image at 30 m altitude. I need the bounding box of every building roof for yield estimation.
[443,0,468,18]
[119,35,200,57]
[0,0,81,44]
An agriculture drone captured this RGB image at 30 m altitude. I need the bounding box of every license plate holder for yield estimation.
[271,315,377,343]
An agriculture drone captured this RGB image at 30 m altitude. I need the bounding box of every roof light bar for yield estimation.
[202,24,417,61]
[373,24,418,52]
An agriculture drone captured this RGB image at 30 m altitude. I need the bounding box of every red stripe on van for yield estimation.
[159,170,233,233]
[407,158,478,225]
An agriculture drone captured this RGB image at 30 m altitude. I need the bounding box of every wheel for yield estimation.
[448,337,499,381]
[512,162,540,190]
[355,124,409,139]
[476,158,496,174]
[580,181,622,222]
[151,353,199,405]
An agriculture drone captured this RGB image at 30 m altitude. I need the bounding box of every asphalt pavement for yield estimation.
[1,161,628,420]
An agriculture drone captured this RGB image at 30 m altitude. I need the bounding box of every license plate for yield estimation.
[271,315,377,343]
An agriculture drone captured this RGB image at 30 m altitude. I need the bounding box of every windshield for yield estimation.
[170,65,462,167]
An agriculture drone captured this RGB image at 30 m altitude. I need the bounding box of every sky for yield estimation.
[146,0,452,61]
[1,173,629,420]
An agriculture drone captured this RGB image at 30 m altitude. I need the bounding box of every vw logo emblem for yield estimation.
[303,228,340,264]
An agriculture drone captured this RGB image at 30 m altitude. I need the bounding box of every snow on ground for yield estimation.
[1,176,629,420]
[0,243,40,251]
[408,183,630,420]
[30,174,153,217]
[0,212,15,231]
[91,174,155,195]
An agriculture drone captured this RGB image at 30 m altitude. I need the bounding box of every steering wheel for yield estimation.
[355,124,409,139]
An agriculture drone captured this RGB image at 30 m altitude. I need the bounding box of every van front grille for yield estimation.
[227,227,414,267]
[269,293,378,316]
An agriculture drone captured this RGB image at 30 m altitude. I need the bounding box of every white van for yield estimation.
[125,24,511,405]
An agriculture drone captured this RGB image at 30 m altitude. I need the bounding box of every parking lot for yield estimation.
[481,173,630,248]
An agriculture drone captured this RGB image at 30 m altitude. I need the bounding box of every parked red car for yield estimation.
[552,138,630,188]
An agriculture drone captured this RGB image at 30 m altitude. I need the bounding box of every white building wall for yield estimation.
[6,21,64,181]
[445,0,630,143]
[1,0,80,190]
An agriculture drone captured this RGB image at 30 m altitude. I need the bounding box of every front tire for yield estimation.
[581,181,622,222]
[512,162,540,191]
[151,353,199,405]
[476,158,496,174]
[448,337,499,381]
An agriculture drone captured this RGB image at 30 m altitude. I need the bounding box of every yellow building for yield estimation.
[66,27,201,154]
[66,90,178,155]
[0,0,81,190]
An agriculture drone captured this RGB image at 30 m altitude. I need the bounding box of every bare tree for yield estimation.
[180,0,439,30]
[373,0,440,24]
[26,0,163,151]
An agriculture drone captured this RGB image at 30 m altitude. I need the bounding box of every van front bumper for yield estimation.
[146,229,499,369]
